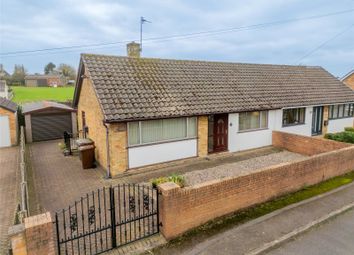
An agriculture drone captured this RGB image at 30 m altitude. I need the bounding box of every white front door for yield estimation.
[0,115,11,147]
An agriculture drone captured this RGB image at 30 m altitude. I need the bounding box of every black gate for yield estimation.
[55,184,159,255]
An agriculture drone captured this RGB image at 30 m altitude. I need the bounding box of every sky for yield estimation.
[0,0,353,78]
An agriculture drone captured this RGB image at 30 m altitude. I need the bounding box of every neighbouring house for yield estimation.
[0,64,10,79]
[73,42,354,176]
[0,80,11,99]
[0,97,18,147]
[25,74,66,87]
[23,101,77,142]
[342,70,354,90]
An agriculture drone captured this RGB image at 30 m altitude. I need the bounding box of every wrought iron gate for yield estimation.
[55,184,159,255]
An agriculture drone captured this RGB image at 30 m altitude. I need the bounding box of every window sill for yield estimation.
[328,116,354,120]
[128,137,197,148]
[282,123,306,128]
[238,128,269,134]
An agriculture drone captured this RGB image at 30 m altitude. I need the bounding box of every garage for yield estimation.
[23,101,77,142]
[0,97,18,148]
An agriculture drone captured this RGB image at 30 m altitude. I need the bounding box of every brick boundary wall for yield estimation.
[272,130,350,156]
[9,212,56,255]
[158,132,354,239]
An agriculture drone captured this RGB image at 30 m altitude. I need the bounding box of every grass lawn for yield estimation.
[11,86,75,104]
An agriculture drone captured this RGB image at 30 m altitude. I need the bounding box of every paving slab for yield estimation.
[0,146,19,254]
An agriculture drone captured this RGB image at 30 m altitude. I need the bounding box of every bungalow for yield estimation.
[73,42,354,176]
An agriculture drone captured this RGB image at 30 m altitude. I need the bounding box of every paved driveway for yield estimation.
[0,146,18,254]
[29,140,111,213]
[30,140,291,213]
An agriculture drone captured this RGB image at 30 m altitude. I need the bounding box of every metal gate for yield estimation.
[55,184,159,255]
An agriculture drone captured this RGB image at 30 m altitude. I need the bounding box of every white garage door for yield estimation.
[0,115,11,148]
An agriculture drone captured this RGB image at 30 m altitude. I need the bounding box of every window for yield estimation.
[128,117,197,146]
[239,111,268,131]
[329,104,354,119]
[282,108,305,126]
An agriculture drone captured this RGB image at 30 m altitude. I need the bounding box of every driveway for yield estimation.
[0,146,19,254]
[30,140,301,213]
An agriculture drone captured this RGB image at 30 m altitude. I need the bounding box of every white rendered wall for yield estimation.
[128,139,197,168]
[327,118,354,133]
[228,111,276,152]
[273,107,313,136]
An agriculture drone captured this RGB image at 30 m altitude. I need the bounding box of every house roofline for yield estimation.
[341,70,354,81]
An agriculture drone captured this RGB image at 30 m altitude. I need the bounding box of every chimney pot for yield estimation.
[127,42,141,58]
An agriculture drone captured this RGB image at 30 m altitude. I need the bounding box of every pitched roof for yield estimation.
[23,101,74,114]
[342,70,354,81]
[25,74,62,80]
[0,97,17,112]
[74,54,354,122]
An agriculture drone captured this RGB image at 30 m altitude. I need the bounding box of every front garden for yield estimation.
[325,127,354,144]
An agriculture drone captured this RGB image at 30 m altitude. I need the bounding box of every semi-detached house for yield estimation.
[73,42,354,177]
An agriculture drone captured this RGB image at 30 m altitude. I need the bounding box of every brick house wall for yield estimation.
[77,71,128,175]
[77,71,108,170]
[344,74,354,90]
[0,107,17,145]
[158,132,354,239]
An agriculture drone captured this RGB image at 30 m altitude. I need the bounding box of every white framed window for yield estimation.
[239,111,268,131]
[282,108,305,126]
[329,104,354,119]
[128,117,197,146]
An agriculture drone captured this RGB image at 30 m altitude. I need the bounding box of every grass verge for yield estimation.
[148,170,354,254]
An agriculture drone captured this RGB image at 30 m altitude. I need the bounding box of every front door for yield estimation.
[213,114,228,152]
[312,106,323,136]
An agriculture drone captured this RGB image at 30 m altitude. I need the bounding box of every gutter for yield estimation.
[103,121,111,179]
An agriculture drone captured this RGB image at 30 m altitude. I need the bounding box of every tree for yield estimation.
[11,64,27,85]
[57,64,76,80]
[44,62,56,74]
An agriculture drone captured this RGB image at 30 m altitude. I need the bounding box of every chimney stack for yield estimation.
[127,41,141,58]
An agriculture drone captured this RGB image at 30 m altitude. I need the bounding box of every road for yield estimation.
[265,207,354,255]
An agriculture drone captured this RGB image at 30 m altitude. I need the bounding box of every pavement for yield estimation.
[265,207,354,255]
[0,146,19,254]
[152,181,354,255]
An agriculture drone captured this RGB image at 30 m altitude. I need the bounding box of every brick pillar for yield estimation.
[24,212,56,255]
[9,212,55,255]
[8,224,27,255]
[109,122,128,175]
[322,105,329,135]
[197,116,208,157]
[158,182,181,240]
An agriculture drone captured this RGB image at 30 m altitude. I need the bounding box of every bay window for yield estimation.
[239,111,268,131]
[283,108,305,126]
[128,117,197,146]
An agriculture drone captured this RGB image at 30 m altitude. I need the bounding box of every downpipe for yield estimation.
[103,121,111,179]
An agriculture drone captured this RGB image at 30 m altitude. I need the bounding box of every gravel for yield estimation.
[184,151,307,187]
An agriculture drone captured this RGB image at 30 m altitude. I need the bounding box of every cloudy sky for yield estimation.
[0,0,353,77]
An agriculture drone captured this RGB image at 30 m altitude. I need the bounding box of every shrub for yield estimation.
[325,131,354,144]
[151,177,169,188]
[151,174,185,188]
[168,174,185,188]
[344,127,354,132]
